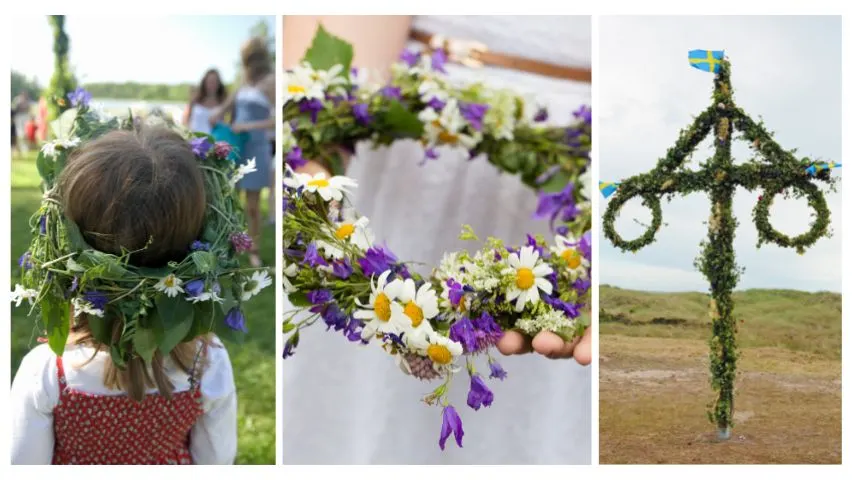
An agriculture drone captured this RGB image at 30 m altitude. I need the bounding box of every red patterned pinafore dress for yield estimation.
[51,354,205,465]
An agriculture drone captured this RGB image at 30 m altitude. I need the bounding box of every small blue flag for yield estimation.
[599,181,619,198]
[805,161,841,176]
[689,50,725,73]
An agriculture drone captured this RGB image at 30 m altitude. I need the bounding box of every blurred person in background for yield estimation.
[184,69,228,135]
[211,37,274,268]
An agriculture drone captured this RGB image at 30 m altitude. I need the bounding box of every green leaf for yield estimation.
[385,101,424,138]
[137,266,174,279]
[155,294,194,334]
[539,168,573,193]
[36,152,54,186]
[190,251,217,274]
[288,291,312,307]
[133,326,158,363]
[64,220,90,251]
[110,344,127,369]
[78,250,129,277]
[302,24,354,74]
[88,315,114,345]
[151,307,193,356]
[42,298,70,356]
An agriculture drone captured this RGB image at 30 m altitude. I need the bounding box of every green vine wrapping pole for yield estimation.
[601,51,839,440]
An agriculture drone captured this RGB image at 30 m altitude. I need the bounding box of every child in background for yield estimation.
[11,127,238,465]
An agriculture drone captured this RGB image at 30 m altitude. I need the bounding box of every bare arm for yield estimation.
[182,103,192,127]
[282,15,413,175]
[231,73,276,133]
[209,89,238,127]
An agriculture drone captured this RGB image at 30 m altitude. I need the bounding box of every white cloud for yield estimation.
[598,15,841,293]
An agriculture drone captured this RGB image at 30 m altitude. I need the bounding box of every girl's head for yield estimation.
[59,127,206,267]
[194,68,226,105]
[58,126,209,401]
[240,36,272,84]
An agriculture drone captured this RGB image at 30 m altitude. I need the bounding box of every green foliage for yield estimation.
[82,82,195,102]
[601,59,838,433]
[46,16,76,124]
[11,70,42,100]
[302,24,354,74]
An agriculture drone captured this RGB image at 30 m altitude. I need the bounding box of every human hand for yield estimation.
[296,159,332,178]
[497,327,591,366]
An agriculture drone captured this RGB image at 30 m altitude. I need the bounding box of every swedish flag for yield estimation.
[806,161,841,176]
[689,50,725,73]
[599,181,619,198]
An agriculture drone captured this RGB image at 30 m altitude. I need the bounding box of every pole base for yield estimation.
[717,426,732,441]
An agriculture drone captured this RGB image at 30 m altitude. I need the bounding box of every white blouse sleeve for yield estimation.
[190,337,238,465]
[10,344,60,465]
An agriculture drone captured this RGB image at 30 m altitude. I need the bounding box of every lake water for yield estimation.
[93,98,186,123]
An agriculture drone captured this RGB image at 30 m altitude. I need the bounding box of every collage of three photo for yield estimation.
[5,13,842,467]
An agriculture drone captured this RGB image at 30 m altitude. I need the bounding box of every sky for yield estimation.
[598,15,842,293]
[10,15,274,84]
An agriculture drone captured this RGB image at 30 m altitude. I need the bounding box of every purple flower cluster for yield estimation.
[358,245,408,278]
[449,312,503,353]
[189,137,212,158]
[68,87,92,108]
[307,289,364,342]
[534,182,582,234]
[286,147,307,170]
[299,98,324,123]
[230,232,254,253]
[83,290,109,311]
[352,103,372,125]
[191,240,210,252]
[18,252,32,270]
[459,102,489,131]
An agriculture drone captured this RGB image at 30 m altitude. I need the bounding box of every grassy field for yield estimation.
[599,285,842,464]
[10,152,276,465]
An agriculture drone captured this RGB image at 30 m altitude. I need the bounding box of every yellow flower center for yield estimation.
[287,85,306,94]
[438,130,459,145]
[561,249,582,269]
[515,267,535,290]
[373,293,392,322]
[164,275,175,288]
[307,178,330,188]
[427,344,452,365]
[404,301,424,327]
[335,223,356,240]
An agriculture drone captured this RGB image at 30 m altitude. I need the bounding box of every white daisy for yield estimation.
[354,271,408,340]
[283,63,326,103]
[10,284,38,307]
[284,171,358,202]
[282,260,298,294]
[230,158,258,187]
[418,77,450,103]
[192,285,224,304]
[154,274,184,298]
[418,99,481,150]
[71,297,105,318]
[317,214,374,259]
[408,330,464,369]
[396,279,440,340]
[551,235,590,280]
[241,270,273,301]
[502,246,554,312]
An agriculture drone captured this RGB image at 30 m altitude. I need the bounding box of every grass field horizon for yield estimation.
[10,151,276,465]
[599,284,841,464]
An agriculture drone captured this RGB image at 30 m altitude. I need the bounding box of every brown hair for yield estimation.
[191,68,227,106]
[58,126,209,401]
[241,36,272,85]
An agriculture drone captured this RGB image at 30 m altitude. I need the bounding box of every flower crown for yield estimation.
[282,27,592,450]
[11,90,272,367]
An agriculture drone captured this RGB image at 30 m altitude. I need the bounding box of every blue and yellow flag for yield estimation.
[599,181,619,198]
[806,161,841,176]
[688,50,725,73]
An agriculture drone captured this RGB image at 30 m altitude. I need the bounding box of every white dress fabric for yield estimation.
[10,336,238,465]
[188,103,214,135]
[282,15,592,464]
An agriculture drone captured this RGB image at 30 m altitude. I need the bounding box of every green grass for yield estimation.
[9,152,275,465]
[599,284,842,358]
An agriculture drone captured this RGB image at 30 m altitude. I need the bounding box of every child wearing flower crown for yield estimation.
[11,126,237,465]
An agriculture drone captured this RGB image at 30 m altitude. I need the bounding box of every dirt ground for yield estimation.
[599,335,842,464]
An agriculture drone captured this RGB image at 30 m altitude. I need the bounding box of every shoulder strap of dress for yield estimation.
[55,355,67,389]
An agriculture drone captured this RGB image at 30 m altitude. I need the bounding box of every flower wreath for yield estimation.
[282,27,591,450]
[11,90,272,369]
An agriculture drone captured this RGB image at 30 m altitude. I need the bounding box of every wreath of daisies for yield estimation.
[282,27,591,450]
[11,90,272,369]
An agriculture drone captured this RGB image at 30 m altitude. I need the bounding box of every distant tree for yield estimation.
[46,15,77,122]
[11,70,42,99]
